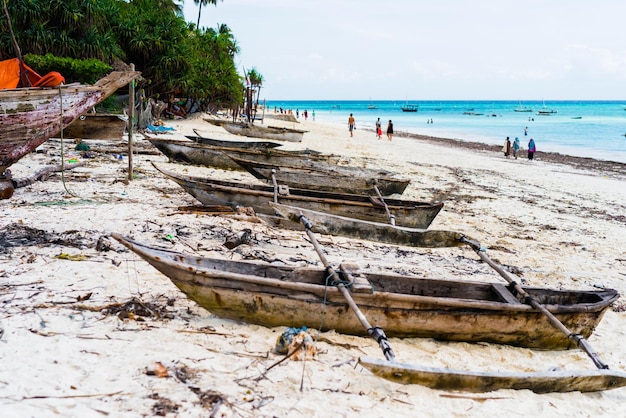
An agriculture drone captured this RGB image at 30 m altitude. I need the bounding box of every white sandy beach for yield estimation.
[1,113,625,417]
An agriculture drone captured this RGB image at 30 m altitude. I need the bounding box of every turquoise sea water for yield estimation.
[265,100,626,164]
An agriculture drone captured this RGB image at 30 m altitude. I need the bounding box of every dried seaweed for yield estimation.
[101,297,176,321]
[0,223,99,253]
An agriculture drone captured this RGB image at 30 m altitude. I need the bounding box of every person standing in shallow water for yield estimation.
[528,138,536,160]
[386,120,394,141]
[348,113,355,137]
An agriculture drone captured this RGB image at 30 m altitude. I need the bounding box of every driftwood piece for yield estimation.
[223,229,252,249]
[12,162,86,189]
[1,176,14,199]
[176,205,236,215]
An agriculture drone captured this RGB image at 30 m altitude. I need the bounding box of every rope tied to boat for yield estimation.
[367,326,394,359]
[58,85,77,197]
[460,235,610,370]
[298,213,396,361]
[326,269,352,288]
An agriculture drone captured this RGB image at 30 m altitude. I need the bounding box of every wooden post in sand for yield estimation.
[127,63,135,181]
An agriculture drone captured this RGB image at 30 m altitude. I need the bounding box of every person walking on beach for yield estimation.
[503,137,511,158]
[386,120,394,141]
[528,138,536,160]
[348,114,355,137]
[513,137,520,159]
[375,118,382,139]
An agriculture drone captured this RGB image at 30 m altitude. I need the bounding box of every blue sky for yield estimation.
[183,0,626,101]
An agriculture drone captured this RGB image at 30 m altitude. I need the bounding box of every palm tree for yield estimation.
[194,0,222,29]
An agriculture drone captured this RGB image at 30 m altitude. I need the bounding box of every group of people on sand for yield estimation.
[348,114,393,140]
[503,135,536,160]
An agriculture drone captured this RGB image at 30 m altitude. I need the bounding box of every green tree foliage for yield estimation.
[24,53,111,84]
[0,0,248,110]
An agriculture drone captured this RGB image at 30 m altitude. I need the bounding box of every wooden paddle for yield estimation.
[371,182,396,226]
[297,214,396,361]
[461,237,609,370]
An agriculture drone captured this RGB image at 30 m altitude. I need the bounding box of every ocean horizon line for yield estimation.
[267,99,626,103]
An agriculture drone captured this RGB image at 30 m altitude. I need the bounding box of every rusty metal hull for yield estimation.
[112,233,618,349]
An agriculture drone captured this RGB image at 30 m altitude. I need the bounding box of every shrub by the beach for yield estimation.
[24,53,112,85]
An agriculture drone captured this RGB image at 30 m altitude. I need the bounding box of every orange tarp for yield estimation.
[0,58,65,89]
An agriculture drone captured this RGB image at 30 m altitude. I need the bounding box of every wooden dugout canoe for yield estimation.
[358,357,626,393]
[0,67,140,198]
[111,233,618,349]
[61,113,127,140]
[152,163,443,229]
[228,155,411,196]
[185,131,282,149]
[148,138,340,172]
[270,202,461,248]
[205,119,307,142]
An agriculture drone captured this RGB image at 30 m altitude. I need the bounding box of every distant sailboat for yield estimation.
[537,100,557,115]
[401,98,418,112]
[514,101,533,112]
[367,97,378,109]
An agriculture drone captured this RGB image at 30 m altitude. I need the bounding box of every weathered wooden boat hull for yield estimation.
[111,233,618,349]
[153,164,443,229]
[185,134,282,149]
[148,138,340,171]
[270,203,463,248]
[358,357,626,393]
[229,155,410,196]
[62,113,127,140]
[1,71,140,176]
[206,119,307,142]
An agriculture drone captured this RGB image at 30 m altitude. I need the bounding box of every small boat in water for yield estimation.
[514,101,533,112]
[537,101,557,115]
[401,104,418,112]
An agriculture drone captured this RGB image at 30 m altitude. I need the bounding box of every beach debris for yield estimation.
[274,326,317,361]
[55,252,89,261]
[9,162,86,190]
[149,393,180,416]
[0,223,99,252]
[224,228,252,249]
[146,361,169,378]
[96,235,114,252]
[101,297,176,321]
[176,205,236,216]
